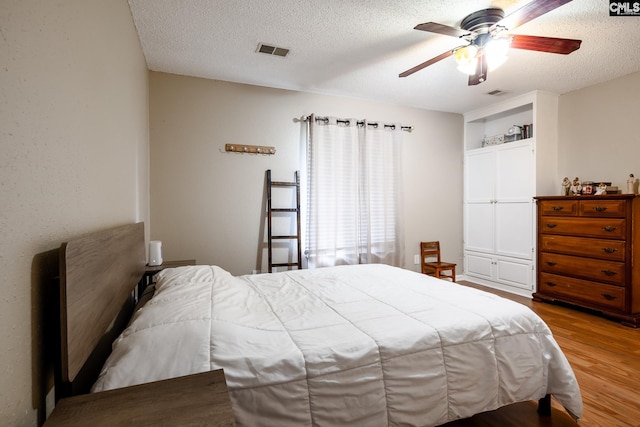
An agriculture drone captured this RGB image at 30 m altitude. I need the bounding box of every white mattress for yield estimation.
[93,264,582,426]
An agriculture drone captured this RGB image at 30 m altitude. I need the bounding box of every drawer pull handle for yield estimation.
[603,247,616,254]
[602,226,617,232]
[545,282,557,287]
[601,270,617,276]
[594,206,607,212]
[546,261,557,266]
[552,206,564,211]
[546,223,557,228]
[601,294,616,301]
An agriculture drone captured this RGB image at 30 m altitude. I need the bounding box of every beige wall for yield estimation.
[0,1,149,425]
[149,72,464,276]
[558,72,640,189]
[3,1,635,424]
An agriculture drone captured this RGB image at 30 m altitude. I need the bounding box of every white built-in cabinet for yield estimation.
[463,91,559,297]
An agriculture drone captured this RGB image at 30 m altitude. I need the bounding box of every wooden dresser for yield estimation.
[534,195,640,327]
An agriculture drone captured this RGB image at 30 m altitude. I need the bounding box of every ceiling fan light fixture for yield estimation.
[454,44,478,74]
[457,57,478,75]
[485,38,511,71]
[400,1,582,83]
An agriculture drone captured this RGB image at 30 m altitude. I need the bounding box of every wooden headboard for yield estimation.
[57,222,145,398]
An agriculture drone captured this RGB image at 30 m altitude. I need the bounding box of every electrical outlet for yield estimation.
[414,254,420,265]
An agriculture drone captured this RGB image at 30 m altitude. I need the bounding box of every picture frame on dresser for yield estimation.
[534,194,640,327]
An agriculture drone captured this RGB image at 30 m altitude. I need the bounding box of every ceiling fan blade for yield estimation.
[414,22,471,38]
[399,49,456,78]
[468,53,488,86]
[494,0,573,31]
[510,34,581,54]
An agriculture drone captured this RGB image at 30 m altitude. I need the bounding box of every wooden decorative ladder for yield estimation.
[266,170,302,273]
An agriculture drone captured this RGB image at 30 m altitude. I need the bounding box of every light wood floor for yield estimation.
[442,281,640,427]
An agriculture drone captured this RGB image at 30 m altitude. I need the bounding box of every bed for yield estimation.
[56,223,583,426]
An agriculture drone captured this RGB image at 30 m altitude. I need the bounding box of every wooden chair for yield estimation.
[420,241,456,282]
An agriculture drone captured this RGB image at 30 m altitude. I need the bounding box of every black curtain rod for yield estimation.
[307,116,413,132]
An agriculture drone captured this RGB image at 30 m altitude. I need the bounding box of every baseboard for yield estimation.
[461,276,534,299]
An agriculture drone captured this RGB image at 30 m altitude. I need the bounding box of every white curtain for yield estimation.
[306,115,405,268]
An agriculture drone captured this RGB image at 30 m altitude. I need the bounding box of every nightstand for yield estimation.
[138,259,196,296]
[44,370,235,426]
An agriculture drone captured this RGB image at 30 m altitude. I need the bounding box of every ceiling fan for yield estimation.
[400,0,582,85]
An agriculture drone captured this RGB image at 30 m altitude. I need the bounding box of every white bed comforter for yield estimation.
[93,264,582,426]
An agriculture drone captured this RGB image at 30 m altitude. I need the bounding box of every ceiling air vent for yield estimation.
[257,43,289,57]
[487,89,507,96]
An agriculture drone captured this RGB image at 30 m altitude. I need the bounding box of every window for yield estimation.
[305,116,404,268]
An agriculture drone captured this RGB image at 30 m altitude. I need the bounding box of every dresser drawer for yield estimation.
[579,199,627,218]
[539,252,625,285]
[539,217,626,239]
[538,200,578,216]
[539,235,626,261]
[538,272,625,311]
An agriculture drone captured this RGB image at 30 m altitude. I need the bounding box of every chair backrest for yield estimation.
[420,241,442,263]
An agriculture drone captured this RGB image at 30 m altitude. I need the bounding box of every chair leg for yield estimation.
[437,268,455,282]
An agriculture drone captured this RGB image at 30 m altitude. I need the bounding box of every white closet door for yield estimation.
[465,202,494,253]
[465,149,496,202]
[494,143,534,259]
[496,257,533,290]
[495,201,533,259]
[465,252,494,280]
[495,143,533,201]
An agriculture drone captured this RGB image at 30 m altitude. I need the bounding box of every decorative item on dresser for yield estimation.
[534,194,640,327]
[627,173,636,194]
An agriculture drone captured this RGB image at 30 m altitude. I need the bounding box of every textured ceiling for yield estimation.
[128,0,640,114]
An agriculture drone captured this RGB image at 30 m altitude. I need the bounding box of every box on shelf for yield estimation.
[481,134,505,147]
